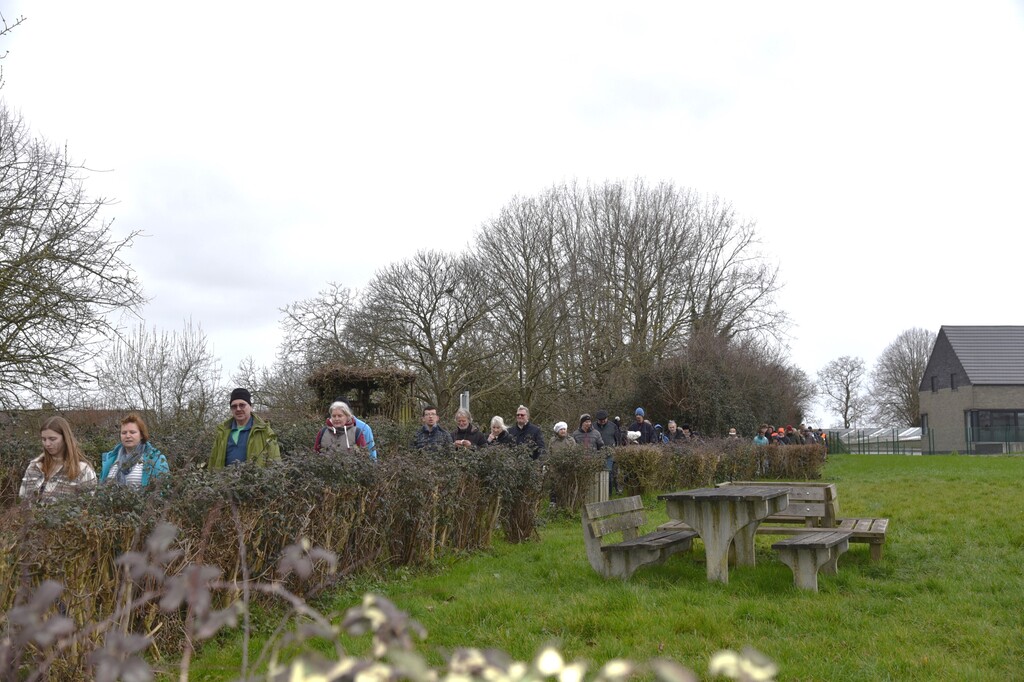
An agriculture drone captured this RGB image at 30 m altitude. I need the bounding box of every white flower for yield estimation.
[536,648,564,676]
[597,659,633,680]
[709,651,741,677]
[506,662,528,681]
[559,662,587,682]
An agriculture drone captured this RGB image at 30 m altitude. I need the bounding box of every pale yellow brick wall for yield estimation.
[919,385,1024,453]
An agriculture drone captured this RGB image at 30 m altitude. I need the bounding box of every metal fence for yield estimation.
[828,428,922,455]
[962,426,1024,455]
[830,427,1024,455]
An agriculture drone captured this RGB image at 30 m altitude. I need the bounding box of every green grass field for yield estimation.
[183,455,1024,681]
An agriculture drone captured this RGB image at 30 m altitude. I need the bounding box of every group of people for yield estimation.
[20,413,170,504]
[753,423,826,447]
[406,405,710,495]
[410,405,546,458]
[409,405,725,457]
[19,387,277,505]
[20,385,827,505]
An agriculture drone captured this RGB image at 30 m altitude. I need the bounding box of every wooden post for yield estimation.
[587,471,609,504]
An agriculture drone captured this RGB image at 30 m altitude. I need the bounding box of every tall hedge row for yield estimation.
[0,426,822,676]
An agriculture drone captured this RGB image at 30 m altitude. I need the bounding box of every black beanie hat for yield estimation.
[230,387,252,405]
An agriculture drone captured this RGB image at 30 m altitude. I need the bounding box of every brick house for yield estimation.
[918,325,1024,453]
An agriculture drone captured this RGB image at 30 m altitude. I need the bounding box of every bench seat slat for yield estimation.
[602,529,697,552]
[772,530,851,550]
[837,517,888,537]
[769,502,827,522]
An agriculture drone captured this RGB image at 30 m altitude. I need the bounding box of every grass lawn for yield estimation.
[182,455,1024,681]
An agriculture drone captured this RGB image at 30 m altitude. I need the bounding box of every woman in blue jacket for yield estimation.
[100,413,170,487]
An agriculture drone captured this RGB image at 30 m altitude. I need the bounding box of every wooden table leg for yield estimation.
[732,522,760,566]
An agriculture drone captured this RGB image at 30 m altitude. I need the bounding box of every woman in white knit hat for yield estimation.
[549,421,577,452]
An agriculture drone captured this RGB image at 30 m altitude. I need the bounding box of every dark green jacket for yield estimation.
[208,414,281,469]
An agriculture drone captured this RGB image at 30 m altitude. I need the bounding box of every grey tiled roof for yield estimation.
[943,326,1024,384]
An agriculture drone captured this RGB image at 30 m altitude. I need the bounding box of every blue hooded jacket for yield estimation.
[100,442,170,486]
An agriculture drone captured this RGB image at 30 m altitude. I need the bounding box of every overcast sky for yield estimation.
[4,1,1023,425]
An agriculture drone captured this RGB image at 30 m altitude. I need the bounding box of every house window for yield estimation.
[967,410,1024,442]
[950,374,957,391]
[930,376,937,392]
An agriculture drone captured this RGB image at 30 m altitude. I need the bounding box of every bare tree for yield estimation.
[94,320,222,427]
[278,282,358,371]
[870,327,935,427]
[471,180,787,407]
[273,179,789,422]
[584,180,695,369]
[817,355,868,428]
[473,192,573,409]
[0,107,144,407]
[347,250,501,414]
[682,196,786,341]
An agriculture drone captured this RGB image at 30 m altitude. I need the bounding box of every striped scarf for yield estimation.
[114,444,144,486]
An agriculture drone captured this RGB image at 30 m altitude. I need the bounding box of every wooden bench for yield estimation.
[582,496,697,579]
[722,481,838,527]
[837,517,889,562]
[772,530,852,591]
[658,481,889,561]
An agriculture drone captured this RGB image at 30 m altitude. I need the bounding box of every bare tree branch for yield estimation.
[870,327,935,427]
[817,355,868,428]
[0,107,144,407]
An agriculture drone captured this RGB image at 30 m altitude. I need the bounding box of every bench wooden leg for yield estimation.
[870,542,883,562]
[601,540,693,580]
[777,540,849,591]
[604,547,662,580]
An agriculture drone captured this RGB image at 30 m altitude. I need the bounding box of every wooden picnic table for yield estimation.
[658,486,789,584]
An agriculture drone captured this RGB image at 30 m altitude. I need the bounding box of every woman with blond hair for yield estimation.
[100,413,170,487]
[484,415,514,446]
[20,416,98,503]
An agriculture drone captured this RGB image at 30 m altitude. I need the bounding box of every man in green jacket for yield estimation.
[208,388,282,469]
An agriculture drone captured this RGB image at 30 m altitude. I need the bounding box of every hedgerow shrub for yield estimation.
[615,441,825,495]
[615,445,668,495]
[0,410,815,676]
[545,448,606,513]
[0,443,548,674]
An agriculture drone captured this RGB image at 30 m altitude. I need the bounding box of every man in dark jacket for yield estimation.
[627,407,656,444]
[413,406,454,449]
[594,409,619,448]
[452,408,488,449]
[508,404,546,460]
[571,413,604,452]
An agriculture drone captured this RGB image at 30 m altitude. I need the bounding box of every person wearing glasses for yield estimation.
[508,404,546,460]
[208,388,281,469]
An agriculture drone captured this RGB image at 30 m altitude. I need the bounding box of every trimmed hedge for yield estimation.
[0,425,821,676]
[615,441,826,495]
[0,445,542,675]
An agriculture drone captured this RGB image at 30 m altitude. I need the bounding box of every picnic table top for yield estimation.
[659,486,789,502]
